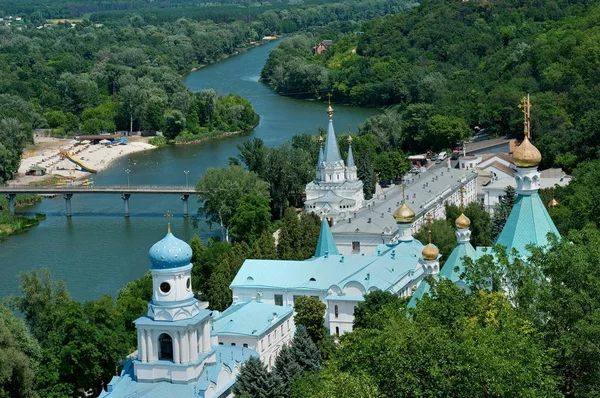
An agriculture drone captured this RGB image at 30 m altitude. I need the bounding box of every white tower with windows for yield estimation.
[133,223,214,384]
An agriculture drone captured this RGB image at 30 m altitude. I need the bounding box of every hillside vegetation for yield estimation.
[262,0,599,170]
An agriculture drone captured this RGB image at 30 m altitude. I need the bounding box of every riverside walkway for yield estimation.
[1,185,196,217]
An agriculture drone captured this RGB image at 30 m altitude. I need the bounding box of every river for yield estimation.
[0,40,379,302]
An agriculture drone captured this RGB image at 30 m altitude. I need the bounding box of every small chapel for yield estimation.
[304,101,364,221]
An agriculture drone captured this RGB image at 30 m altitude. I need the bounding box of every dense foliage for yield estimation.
[262,0,600,165]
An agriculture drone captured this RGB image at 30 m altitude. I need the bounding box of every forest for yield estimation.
[0,0,415,184]
[262,0,600,171]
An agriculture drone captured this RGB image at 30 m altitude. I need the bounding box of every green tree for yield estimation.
[353,290,403,329]
[491,186,518,241]
[291,367,380,398]
[273,344,302,396]
[331,280,558,397]
[445,201,492,247]
[0,304,40,398]
[290,325,321,373]
[234,356,284,398]
[229,194,272,244]
[196,165,269,242]
[293,296,327,346]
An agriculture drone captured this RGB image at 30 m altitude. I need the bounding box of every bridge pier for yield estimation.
[5,194,15,215]
[122,194,131,217]
[63,193,73,217]
[181,194,189,217]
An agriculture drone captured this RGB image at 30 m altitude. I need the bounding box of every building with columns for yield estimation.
[99,227,257,398]
[304,104,364,221]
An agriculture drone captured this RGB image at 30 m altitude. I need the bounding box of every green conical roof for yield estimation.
[314,219,339,257]
[496,193,559,255]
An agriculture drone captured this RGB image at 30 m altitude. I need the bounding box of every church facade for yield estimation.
[304,103,364,221]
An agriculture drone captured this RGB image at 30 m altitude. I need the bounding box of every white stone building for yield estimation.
[304,104,364,221]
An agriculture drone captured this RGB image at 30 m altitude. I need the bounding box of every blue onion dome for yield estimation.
[148,232,193,269]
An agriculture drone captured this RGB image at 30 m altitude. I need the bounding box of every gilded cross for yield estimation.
[164,210,173,232]
[425,213,433,244]
[327,92,332,104]
[518,93,532,139]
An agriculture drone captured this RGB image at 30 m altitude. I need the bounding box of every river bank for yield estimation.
[10,136,156,185]
[186,37,279,76]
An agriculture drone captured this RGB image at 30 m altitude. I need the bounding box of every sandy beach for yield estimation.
[12,136,155,185]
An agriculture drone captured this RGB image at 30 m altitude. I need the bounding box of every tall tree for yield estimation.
[234,356,284,398]
[196,165,269,241]
[229,194,272,244]
[290,326,321,373]
[293,296,327,346]
[274,344,302,396]
[0,304,40,398]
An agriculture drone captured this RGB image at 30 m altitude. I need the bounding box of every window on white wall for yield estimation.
[274,294,283,306]
[243,343,248,348]
[334,305,339,318]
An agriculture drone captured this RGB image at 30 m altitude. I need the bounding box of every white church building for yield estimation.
[304,103,365,221]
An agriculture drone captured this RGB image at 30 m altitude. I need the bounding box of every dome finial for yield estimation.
[393,183,415,224]
[422,213,439,260]
[514,94,542,168]
[548,197,559,208]
[164,210,173,233]
[326,93,333,118]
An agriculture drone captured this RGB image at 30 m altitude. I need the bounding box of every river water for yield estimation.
[0,40,379,301]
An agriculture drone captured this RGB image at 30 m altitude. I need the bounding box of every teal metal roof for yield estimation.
[439,241,476,284]
[346,144,355,168]
[408,240,476,309]
[212,301,293,337]
[134,308,212,327]
[324,118,342,164]
[315,219,339,257]
[407,276,433,309]
[231,239,426,293]
[99,346,257,398]
[496,193,559,255]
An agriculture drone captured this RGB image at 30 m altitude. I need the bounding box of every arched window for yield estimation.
[335,327,340,336]
[158,333,173,361]
[334,305,339,318]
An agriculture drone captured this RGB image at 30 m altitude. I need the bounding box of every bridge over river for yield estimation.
[1,185,197,217]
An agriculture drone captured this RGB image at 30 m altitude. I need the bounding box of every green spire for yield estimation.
[314,218,339,257]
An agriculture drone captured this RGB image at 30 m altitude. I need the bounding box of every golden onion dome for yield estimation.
[455,213,471,229]
[548,198,559,208]
[393,203,415,224]
[422,243,439,261]
[326,104,334,118]
[513,135,541,168]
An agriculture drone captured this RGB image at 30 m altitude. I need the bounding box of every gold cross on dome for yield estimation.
[327,92,332,104]
[164,210,173,233]
[518,93,532,139]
